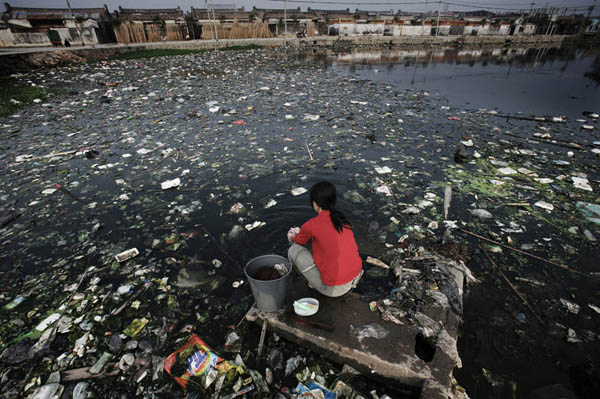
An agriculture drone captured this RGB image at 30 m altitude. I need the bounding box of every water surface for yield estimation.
[327,46,600,119]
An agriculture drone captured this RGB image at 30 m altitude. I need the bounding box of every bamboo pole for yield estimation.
[460,228,595,279]
[481,246,544,325]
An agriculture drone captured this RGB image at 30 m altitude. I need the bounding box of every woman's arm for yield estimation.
[293,222,312,246]
[287,226,300,242]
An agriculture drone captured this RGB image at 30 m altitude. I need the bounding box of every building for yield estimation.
[112,7,187,43]
[307,8,353,22]
[0,3,584,46]
[190,6,250,23]
[1,2,114,47]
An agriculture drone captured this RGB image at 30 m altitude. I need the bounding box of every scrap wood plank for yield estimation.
[61,364,120,382]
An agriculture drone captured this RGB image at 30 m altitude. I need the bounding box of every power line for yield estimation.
[445,1,594,10]
[265,1,437,5]
[265,0,596,8]
[445,0,593,6]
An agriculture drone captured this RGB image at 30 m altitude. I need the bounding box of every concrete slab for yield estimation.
[246,268,463,399]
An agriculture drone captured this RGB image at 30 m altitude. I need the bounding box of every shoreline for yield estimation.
[0,34,593,76]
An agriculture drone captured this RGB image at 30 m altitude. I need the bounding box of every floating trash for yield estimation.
[470,209,492,219]
[534,201,554,211]
[0,44,598,399]
[161,178,181,190]
[291,187,308,196]
[115,248,139,262]
[124,318,149,338]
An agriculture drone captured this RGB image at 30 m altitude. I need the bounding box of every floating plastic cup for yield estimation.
[244,254,293,312]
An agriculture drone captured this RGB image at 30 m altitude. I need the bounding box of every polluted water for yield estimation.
[0,45,599,398]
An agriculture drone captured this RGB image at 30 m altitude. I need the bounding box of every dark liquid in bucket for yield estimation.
[254,266,283,281]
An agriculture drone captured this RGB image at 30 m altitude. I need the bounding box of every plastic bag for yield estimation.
[349,323,389,341]
[295,381,337,399]
[164,334,244,391]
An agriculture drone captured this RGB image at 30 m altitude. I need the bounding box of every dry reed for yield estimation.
[146,24,161,42]
[201,21,272,40]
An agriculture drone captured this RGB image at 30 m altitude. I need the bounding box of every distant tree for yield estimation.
[1,13,9,23]
[75,15,85,24]
[219,15,226,22]
[353,14,360,21]
[249,12,256,22]
[152,15,162,24]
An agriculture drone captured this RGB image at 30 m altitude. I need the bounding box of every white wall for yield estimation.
[0,23,98,47]
[436,25,451,36]
[330,23,385,36]
[54,27,99,45]
[514,23,536,35]
[464,25,479,35]
[499,24,511,35]
[400,24,431,36]
[0,30,52,47]
[465,24,511,36]
[0,29,14,47]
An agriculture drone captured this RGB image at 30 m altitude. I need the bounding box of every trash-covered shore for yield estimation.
[1,46,599,398]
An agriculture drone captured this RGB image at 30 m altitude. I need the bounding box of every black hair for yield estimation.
[309,181,351,233]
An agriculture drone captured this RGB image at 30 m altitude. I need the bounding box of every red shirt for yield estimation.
[294,210,362,286]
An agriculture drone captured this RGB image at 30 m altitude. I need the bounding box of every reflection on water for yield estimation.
[314,46,600,119]
[324,47,581,69]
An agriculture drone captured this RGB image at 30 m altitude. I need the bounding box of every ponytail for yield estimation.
[330,208,351,233]
[310,181,351,233]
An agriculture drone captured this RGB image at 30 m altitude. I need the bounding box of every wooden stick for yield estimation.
[488,113,558,123]
[502,131,585,149]
[196,224,242,271]
[17,150,77,163]
[46,266,93,341]
[256,319,268,362]
[460,228,594,279]
[110,280,152,316]
[305,141,313,161]
[235,301,256,328]
[55,184,89,205]
[481,247,544,325]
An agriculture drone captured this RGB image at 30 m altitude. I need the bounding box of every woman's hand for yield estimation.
[287,227,300,242]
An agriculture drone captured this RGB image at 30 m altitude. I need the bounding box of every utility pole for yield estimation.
[546,8,554,36]
[204,0,214,39]
[422,0,428,36]
[582,1,596,34]
[525,2,534,25]
[436,0,441,37]
[65,0,85,47]
[210,0,218,41]
[284,0,288,37]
